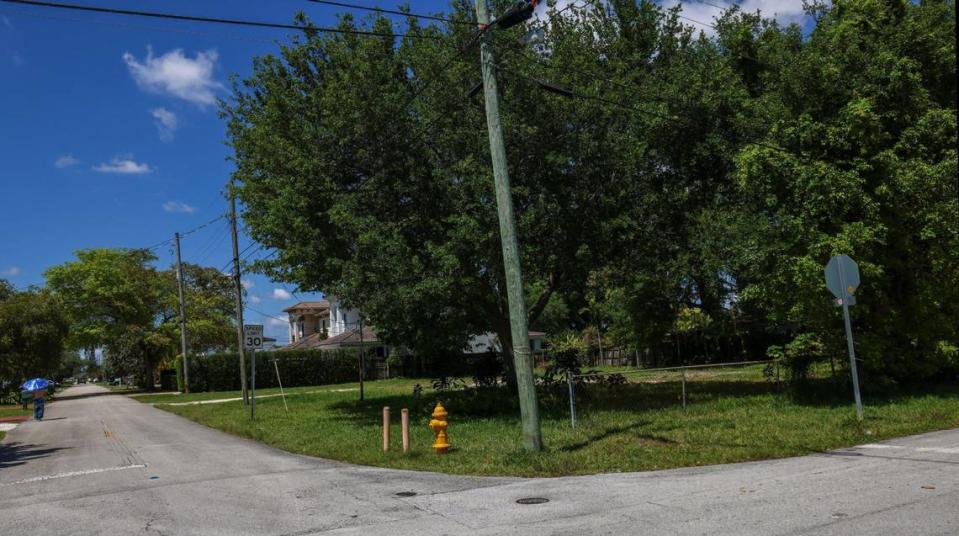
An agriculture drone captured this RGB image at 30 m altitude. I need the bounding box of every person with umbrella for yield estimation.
[21,378,50,421]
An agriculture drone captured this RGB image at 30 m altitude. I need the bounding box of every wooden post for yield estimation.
[383,406,391,452]
[401,408,410,453]
[681,368,687,410]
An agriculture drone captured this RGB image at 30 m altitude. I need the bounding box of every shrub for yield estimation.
[767,333,826,383]
[183,348,360,392]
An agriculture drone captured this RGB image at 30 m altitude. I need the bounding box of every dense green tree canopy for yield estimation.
[45,249,238,388]
[0,282,70,386]
[225,0,956,383]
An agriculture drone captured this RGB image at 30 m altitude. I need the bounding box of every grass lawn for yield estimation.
[140,368,959,477]
[0,405,33,442]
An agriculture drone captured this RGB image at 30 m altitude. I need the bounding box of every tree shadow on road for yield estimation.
[0,442,71,469]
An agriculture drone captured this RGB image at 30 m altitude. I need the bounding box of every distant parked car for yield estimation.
[111,378,121,386]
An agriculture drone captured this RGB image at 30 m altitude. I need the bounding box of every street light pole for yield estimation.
[475,0,542,452]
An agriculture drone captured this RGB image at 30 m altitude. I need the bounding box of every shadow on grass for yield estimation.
[557,420,677,452]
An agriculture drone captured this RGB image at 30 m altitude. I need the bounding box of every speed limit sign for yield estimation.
[243,324,264,350]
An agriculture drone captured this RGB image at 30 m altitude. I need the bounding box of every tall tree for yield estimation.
[728,0,958,381]
[0,284,70,385]
[46,249,166,387]
[224,7,631,369]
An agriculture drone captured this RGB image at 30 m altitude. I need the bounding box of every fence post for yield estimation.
[681,368,687,411]
[567,372,577,430]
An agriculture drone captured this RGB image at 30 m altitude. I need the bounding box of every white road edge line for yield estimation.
[2,464,147,486]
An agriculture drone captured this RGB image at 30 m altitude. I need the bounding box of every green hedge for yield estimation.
[176,348,360,392]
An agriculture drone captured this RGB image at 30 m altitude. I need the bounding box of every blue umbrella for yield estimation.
[21,378,50,392]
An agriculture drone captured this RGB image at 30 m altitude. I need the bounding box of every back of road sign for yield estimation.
[825,254,860,301]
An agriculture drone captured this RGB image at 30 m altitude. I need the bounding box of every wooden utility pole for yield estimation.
[229,181,249,405]
[174,232,190,393]
[475,0,542,451]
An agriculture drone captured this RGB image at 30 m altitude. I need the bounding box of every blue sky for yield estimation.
[0,1,806,344]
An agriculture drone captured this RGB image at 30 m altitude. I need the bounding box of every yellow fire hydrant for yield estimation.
[428,402,451,454]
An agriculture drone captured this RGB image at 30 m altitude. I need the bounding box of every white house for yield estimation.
[283,295,545,356]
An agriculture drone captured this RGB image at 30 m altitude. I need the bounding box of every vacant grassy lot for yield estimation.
[141,367,959,477]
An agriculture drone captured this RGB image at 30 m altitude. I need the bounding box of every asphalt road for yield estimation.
[1,385,956,535]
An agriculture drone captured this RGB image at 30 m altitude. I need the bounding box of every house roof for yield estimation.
[282,301,330,314]
[316,326,380,347]
[277,326,380,351]
[280,332,322,350]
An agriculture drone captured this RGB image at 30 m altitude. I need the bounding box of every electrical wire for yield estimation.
[191,220,233,266]
[306,0,475,26]
[0,0,446,39]
[0,4,286,44]
[244,305,289,323]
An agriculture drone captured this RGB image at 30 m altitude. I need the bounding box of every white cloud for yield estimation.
[272,288,292,300]
[123,47,222,106]
[1,266,20,276]
[249,294,262,304]
[659,0,809,36]
[151,107,178,141]
[54,154,79,168]
[162,200,196,214]
[93,156,153,174]
[241,279,255,289]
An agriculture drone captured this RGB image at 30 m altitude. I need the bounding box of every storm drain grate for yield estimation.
[516,497,549,505]
[395,491,418,497]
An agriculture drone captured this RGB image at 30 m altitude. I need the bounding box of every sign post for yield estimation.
[825,255,864,421]
[244,325,264,420]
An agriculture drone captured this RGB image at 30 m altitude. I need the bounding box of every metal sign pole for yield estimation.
[250,348,256,421]
[839,269,864,421]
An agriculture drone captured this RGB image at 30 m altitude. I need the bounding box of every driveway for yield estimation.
[1,385,956,535]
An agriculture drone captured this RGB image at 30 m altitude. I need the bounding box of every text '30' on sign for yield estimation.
[243,324,264,350]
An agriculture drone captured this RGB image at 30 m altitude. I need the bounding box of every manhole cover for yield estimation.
[516,497,549,505]
[395,491,418,497]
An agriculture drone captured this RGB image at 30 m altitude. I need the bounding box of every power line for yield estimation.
[306,0,475,26]
[181,214,227,237]
[0,4,286,44]
[245,305,288,324]
[133,215,226,253]
[0,0,446,39]
[191,219,233,266]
